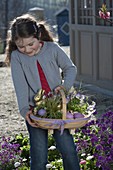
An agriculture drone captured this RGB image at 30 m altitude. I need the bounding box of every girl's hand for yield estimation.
[54,85,65,93]
[25,110,39,128]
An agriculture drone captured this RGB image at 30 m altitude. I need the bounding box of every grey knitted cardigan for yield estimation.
[11,42,77,118]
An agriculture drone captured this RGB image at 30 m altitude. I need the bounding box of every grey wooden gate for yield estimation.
[69,0,113,91]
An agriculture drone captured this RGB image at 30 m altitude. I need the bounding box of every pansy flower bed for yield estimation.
[74,111,113,170]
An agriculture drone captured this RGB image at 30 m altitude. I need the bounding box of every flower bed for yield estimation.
[74,111,113,170]
[1,109,113,169]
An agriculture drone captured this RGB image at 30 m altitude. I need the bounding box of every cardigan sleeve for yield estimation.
[11,51,30,118]
[54,43,77,91]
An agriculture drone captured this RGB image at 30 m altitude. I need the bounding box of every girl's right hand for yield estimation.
[25,110,39,128]
[54,85,65,93]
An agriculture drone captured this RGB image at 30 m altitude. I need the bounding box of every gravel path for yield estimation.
[0,67,28,138]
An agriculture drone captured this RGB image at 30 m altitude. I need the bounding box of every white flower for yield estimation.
[86,155,94,160]
[76,94,85,101]
[87,153,91,156]
[48,145,56,150]
[14,162,21,168]
[87,109,96,114]
[81,153,86,157]
[52,165,56,169]
[42,95,46,99]
[87,102,96,110]
[46,163,52,168]
[57,159,62,163]
[22,158,27,162]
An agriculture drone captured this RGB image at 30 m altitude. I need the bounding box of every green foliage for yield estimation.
[51,159,63,169]
[33,88,95,120]
[0,136,25,170]
[18,166,30,170]
[67,96,88,114]
[0,133,62,169]
[11,133,30,167]
[34,89,62,119]
[48,134,61,162]
[100,4,108,13]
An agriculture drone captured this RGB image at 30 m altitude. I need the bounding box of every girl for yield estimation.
[5,14,80,170]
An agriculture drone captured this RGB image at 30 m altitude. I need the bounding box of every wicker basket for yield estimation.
[30,90,91,132]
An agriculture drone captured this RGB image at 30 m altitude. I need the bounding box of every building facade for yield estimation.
[69,0,113,91]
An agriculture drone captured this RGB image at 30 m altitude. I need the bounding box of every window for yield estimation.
[78,0,93,25]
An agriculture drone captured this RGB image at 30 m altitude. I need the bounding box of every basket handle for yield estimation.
[59,89,67,120]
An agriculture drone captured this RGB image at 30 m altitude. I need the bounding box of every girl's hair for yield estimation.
[5,14,54,64]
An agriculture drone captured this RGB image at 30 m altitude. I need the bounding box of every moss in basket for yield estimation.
[33,90,62,119]
[33,89,95,119]
[67,97,88,114]
[66,91,92,115]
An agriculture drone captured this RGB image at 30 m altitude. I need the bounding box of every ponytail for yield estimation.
[5,39,17,65]
[38,23,54,42]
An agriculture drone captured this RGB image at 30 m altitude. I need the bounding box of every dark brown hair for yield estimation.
[5,14,54,64]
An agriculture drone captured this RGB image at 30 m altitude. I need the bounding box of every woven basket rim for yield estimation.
[30,89,92,130]
[30,114,91,121]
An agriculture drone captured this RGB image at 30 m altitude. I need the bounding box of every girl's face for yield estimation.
[15,36,41,57]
